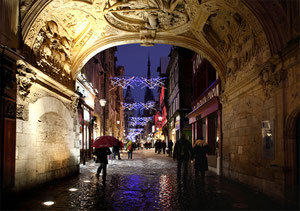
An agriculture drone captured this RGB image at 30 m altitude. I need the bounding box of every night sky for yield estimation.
[115,44,171,107]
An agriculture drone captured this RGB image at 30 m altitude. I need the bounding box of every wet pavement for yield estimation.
[3,149,293,210]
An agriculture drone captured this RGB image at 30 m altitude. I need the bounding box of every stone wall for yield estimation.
[15,62,80,191]
[221,46,300,201]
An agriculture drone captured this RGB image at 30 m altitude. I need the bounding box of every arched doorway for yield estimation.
[285,111,300,207]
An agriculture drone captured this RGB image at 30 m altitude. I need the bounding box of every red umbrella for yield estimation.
[92,136,119,148]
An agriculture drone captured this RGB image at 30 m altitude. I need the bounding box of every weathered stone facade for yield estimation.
[221,45,299,200]
[15,60,80,191]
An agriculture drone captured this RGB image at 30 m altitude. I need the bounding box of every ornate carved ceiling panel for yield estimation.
[21,0,289,89]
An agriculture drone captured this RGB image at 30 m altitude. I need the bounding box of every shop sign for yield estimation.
[193,83,219,110]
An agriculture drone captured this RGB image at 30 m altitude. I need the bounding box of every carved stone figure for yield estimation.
[259,62,285,97]
[103,0,189,34]
[16,60,36,100]
[33,21,72,76]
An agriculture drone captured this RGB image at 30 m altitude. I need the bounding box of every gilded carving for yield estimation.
[32,20,72,77]
[103,0,190,34]
[16,60,36,100]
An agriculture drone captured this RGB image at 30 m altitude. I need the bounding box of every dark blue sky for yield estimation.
[115,44,171,104]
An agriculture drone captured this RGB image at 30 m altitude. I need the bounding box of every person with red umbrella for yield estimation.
[93,147,111,182]
[92,136,118,182]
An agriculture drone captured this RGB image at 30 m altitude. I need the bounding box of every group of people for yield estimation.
[154,139,173,156]
[93,134,209,183]
[173,134,210,180]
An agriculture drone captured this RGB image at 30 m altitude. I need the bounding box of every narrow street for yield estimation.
[3,149,285,210]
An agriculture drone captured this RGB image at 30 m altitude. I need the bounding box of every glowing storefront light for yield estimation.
[69,188,78,192]
[83,180,91,183]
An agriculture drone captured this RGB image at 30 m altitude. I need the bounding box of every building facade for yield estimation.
[187,54,221,174]
[166,47,194,144]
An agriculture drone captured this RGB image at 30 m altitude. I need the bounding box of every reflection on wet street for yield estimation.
[5,149,284,210]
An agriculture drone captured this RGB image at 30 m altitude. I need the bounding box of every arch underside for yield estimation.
[20,0,297,90]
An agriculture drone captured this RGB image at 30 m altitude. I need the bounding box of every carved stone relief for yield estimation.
[203,10,258,81]
[69,94,80,114]
[259,62,285,98]
[32,20,72,76]
[16,60,36,100]
[103,0,190,42]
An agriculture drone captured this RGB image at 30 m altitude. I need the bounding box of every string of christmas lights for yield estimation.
[110,76,166,89]
[122,101,156,110]
[128,117,153,126]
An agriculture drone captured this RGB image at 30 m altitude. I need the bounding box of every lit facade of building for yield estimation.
[187,54,221,174]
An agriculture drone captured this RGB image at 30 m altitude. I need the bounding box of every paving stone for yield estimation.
[3,149,288,210]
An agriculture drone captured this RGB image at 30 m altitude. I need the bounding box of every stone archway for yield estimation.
[20,0,273,87]
[284,109,300,206]
[8,0,299,203]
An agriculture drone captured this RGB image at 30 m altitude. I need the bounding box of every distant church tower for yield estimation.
[124,86,135,140]
[143,54,155,117]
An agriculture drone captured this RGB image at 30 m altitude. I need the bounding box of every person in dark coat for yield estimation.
[173,134,193,180]
[168,140,173,157]
[93,147,111,182]
[162,141,166,154]
[113,141,121,160]
[193,139,210,178]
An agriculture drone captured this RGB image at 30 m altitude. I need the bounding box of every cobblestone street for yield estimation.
[4,149,288,210]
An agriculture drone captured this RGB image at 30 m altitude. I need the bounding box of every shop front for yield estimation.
[187,80,222,175]
[76,78,95,164]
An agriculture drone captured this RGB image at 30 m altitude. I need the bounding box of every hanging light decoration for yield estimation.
[128,117,153,126]
[122,101,156,110]
[110,76,166,89]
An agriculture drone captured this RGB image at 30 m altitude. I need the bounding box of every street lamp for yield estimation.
[117,120,120,125]
[100,99,107,107]
[100,99,106,136]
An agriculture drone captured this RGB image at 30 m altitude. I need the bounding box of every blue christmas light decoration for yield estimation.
[110,76,166,89]
[128,117,153,126]
[122,101,156,110]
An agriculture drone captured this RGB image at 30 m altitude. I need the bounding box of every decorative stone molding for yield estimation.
[103,0,190,34]
[259,61,285,98]
[140,29,156,46]
[219,93,228,105]
[16,60,36,100]
[70,94,80,114]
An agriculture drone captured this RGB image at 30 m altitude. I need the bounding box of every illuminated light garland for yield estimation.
[110,76,166,89]
[128,117,153,126]
[122,101,156,110]
[128,128,144,133]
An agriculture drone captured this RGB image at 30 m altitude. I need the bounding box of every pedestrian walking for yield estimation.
[93,147,111,182]
[168,140,173,157]
[162,141,166,154]
[193,138,210,178]
[173,134,193,180]
[113,140,121,160]
[126,140,133,159]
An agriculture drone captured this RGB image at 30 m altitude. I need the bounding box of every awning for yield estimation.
[186,97,220,124]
